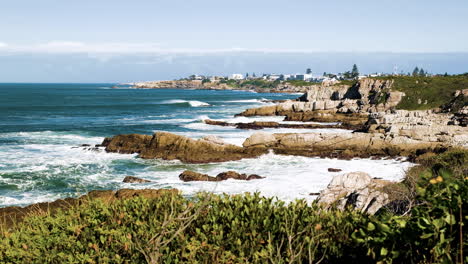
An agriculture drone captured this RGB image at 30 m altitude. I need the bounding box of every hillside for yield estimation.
[371,74,468,110]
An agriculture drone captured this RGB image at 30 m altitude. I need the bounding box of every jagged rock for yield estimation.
[216,171,248,180]
[237,78,401,118]
[365,110,468,147]
[204,119,359,130]
[179,170,265,182]
[179,170,217,182]
[246,174,265,180]
[123,176,151,183]
[103,132,268,163]
[316,172,391,214]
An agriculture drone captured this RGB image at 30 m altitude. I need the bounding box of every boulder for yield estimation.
[179,170,217,182]
[122,176,151,183]
[316,172,391,214]
[216,171,248,180]
[243,132,277,148]
[178,170,265,182]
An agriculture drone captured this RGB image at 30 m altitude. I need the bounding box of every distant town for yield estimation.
[178,65,434,85]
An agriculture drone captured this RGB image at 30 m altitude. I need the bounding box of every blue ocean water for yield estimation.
[0,83,412,206]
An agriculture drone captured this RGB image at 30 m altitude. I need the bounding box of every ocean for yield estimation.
[0,83,413,207]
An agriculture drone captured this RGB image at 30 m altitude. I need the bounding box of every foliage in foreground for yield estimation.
[0,150,467,264]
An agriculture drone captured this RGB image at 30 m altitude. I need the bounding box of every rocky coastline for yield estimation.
[4,78,466,227]
[133,80,315,93]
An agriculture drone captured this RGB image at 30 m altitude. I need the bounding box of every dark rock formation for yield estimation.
[123,176,151,183]
[179,171,218,182]
[203,119,361,130]
[328,168,342,172]
[179,170,265,182]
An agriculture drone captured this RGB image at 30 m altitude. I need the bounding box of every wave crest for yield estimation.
[159,99,210,107]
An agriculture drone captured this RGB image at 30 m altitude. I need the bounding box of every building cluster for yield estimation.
[186,71,384,84]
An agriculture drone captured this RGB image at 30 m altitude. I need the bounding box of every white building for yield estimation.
[229,74,244,80]
[294,74,313,81]
[268,74,281,81]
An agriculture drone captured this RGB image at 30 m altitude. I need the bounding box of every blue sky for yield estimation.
[0,0,467,82]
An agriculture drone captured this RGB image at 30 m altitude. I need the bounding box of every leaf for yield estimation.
[380,247,388,256]
[367,222,376,231]
[444,214,456,225]
[420,233,433,239]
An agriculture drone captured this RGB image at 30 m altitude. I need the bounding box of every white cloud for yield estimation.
[0,41,337,54]
[0,41,446,54]
[0,41,165,54]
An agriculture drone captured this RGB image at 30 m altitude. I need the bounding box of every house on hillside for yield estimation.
[229,74,244,80]
[294,74,313,81]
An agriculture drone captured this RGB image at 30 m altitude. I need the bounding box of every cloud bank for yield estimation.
[1,41,458,54]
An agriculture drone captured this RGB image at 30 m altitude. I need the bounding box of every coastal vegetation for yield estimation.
[371,74,468,110]
[1,149,466,263]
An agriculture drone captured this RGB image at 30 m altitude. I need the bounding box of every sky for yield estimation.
[0,0,467,82]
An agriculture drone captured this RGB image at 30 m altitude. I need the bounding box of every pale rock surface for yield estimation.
[317,172,391,214]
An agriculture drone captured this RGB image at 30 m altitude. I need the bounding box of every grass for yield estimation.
[371,74,468,110]
[283,80,314,87]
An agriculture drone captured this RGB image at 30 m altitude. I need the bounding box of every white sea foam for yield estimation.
[223,98,268,103]
[117,152,414,203]
[141,118,196,124]
[0,130,412,207]
[159,99,210,107]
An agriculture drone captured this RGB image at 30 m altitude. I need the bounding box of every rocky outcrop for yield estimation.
[179,170,218,182]
[102,132,268,163]
[442,89,468,126]
[238,78,402,117]
[203,119,361,130]
[123,176,151,183]
[316,172,392,214]
[179,170,264,182]
[365,110,468,147]
[243,131,449,159]
[0,189,178,228]
[133,80,309,93]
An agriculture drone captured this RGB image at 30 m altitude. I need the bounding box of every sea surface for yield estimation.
[0,83,413,207]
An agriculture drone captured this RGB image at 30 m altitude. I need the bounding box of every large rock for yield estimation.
[122,176,151,183]
[103,132,268,163]
[316,172,391,214]
[179,170,265,182]
[179,170,217,182]
[237,78,401,118]
[366,110,468,147]
[242,132,277,147]
[243,131,448,159]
